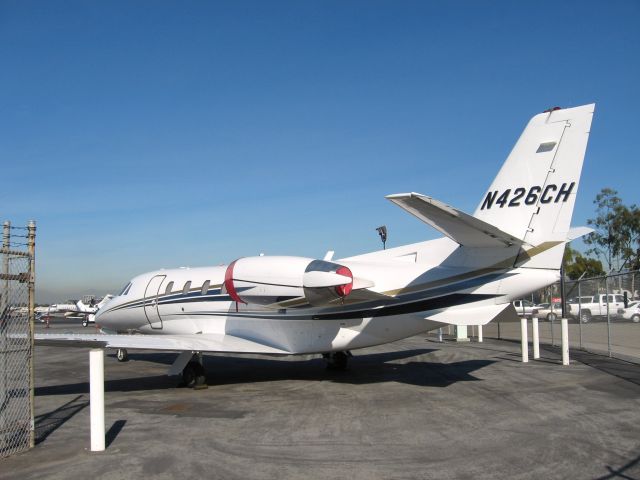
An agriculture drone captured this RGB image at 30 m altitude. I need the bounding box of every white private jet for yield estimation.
[37,104,595,387]
[43,295,114,325]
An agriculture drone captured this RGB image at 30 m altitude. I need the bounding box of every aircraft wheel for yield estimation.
[182,361,206,388]
[632,314,640,323]
[116,348,129,362]
[82,319,89,327]
[324,351,351,371]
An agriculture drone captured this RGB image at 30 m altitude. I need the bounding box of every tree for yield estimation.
[584,188,623,271]
[563,244,604,280]
[613,204,640,271]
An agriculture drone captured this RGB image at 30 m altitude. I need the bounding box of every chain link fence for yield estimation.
[483,270,640,363]
[1,221,35,458]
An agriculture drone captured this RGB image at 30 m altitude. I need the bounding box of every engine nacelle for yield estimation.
[223,256,353,307]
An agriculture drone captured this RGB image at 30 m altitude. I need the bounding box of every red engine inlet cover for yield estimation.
[224,260,245,304]
[334,266,353,297]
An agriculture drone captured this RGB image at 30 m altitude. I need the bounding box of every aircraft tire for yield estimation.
[116,348,129,362]
[324,351,350,371]
[82,319,88,327]
[182,361,206,388]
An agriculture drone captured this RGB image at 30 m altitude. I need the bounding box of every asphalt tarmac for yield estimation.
[2,319,640,480]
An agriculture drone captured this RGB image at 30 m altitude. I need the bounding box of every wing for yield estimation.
[386,192,527,248]
[35,332,290,354]
[424,302,519,326]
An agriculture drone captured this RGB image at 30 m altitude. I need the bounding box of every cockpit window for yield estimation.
[119,282,132,296]
[201,280,210,295]
[182,281,192,295]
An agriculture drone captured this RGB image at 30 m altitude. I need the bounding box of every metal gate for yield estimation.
[0,220,36,458]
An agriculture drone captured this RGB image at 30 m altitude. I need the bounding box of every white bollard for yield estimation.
[561,318,569,366]
[532,317,540,359]
[478,324,483,343]
[90,348,105,452]
[455,325,470,342]
[520,317,529,363]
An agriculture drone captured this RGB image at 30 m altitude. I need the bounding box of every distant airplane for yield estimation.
[38,104,595,387]
[43,295,113,325]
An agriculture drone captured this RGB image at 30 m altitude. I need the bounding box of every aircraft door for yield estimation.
[144,275,166,329]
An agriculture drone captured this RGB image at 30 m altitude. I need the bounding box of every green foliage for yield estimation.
[563,244,604,280]
[615,204,640,270]
[584,188,640,271]
[584,188,621,269]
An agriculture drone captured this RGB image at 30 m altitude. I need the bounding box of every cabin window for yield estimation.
[165,281,174,295]
[182,281,192,295]
[201,280,210,295]
[119,283,132,296]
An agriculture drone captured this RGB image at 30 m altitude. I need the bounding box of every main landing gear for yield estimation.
[323,351,352,371]
[181,360,207,389]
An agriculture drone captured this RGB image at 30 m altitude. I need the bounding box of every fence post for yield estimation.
[1,222,9,316]
[1,221,9,451]
[27,221,36,448]
[578,281,583,350]
[532,317,540,359]
[605,275,611,357]
[521,317,529,363]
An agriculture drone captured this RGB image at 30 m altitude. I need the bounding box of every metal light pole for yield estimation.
[376,226,387,250]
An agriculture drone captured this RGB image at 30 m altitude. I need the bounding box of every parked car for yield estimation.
[621,301,640,323]
[534,302,566,321]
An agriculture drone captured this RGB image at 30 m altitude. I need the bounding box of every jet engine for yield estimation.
[223,256,353,307]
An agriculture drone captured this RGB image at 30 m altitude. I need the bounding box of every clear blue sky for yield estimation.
[1,1,638,303]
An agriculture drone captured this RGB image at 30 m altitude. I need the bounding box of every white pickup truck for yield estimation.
[568,294,626,322]
[512,299,538,318]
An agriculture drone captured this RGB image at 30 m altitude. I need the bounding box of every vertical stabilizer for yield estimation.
[473,104,594,262]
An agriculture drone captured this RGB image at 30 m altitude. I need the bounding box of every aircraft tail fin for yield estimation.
[388,105,594,270]
[473,104,594,248]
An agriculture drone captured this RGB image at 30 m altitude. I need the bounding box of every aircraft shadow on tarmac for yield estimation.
[35,348,495,395]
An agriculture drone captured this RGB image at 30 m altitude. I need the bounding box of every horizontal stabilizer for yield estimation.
[35,332,290,354]
[424,302,518,326]
[567,226,593,241]
[386,193,527,248]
